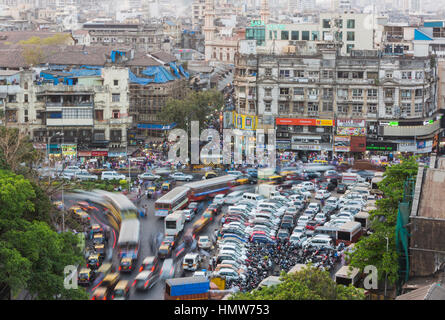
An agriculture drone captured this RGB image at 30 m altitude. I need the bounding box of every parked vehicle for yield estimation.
[164,276,210,300]
[101,171,126,181]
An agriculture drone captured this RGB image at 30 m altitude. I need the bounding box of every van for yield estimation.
[313,226,338,241]
[182,253,202,271]
[224,191,244,205]
[242,193,265,203]
[227,170,243,177]
[304,235,334,249]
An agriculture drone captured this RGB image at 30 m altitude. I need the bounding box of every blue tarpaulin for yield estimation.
[169,62,181,79]
[129,70,154,85]
[141,66,176,83]
[111,50,126,62]
[40,66,103,85]
[178,64,189,79]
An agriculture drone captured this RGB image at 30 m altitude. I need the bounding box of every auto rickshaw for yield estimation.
[162,182,173,192]
[147,186,157,199]
[78,267,95,286]
[87,253,101,270]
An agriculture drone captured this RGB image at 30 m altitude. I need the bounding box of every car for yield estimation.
[299,181,315,191]
[356,170,375,179]
[152,167,172,176]
[101,171,126,181]
[139,256,160,273]
[193,270,211,279]
[276,228,290,241]
[280,220,294,230]
[213,268,246,281]
[314,213,327,224]
[306,220,322,231]
[207,203,221,215]
[138,172,161,180]
[326,197,339,209]
[297,215,310,227]
[322,205,337,216]
[183,253,202,271]
[133,271,159,290]
[302,235,334,250]
[169,172,194,181]
[183,209,195,221]
[337,183,347,194]
[318,181,336,192]
[187,202,200,214]
[289,233,307,246]
[307,202,321,213]
[213,194,226,205]
[246,168,258,178]
[157,237,175,259]
[160,258,176,280]
[74,170,98,181]
[198,235,212,250]
[292,225,306,235]
[235,175,256,185]
[315,190,331,200]
[225,191,245,205]
[324,170,340,179]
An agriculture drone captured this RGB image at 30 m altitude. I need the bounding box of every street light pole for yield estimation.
[384,236,389,297]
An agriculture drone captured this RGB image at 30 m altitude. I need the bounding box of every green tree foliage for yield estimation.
[348,157,418,285]
[230,265,365,300]
[19,34,72,66]
[158,89,224,132]
[0,170,88,300]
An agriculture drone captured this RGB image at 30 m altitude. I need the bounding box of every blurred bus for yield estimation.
[183,175,236,202]
[154,186,190,217]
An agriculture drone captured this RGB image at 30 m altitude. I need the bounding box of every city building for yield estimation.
[232,47,440,158]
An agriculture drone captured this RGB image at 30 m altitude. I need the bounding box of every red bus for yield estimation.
[336,221,362,246]
[184,175,236,202]
[154,186,190,217]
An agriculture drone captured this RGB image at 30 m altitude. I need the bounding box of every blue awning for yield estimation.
[414,29,433,41]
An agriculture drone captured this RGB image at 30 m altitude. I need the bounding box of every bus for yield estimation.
[263,175,283,185]
[117,218,140,261]
[336,221,362,246]
[184,175,236,202]
[98,191,139,220]
[371,172,384,195]
[154,186,190,217]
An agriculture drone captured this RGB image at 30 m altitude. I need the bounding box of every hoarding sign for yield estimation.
[337,127,367,136]
[61,144,77,157]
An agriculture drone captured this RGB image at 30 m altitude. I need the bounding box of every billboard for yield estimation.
[276,118,334,126]
[337,127,367,136]
[336,119,366,127]
[232,112,258,130]
[61,144,77,157]
[334,136,350,152]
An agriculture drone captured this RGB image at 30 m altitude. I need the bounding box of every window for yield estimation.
[112,93,120,102]
[385,104,393,115]
[308,102,318,112]
[401,89,411,99]
[415,89,423,97]
[311,31,320,41]
[308,71,319,78]
[346,44,354,53]
[352,89,363,97]
[293,87,304,95]
[415,71,424,79]
[293,101,304,113]
[386,72,393,78]
[114,80,119,86]
[402,71,412,80]
[264,102,271,112]
[265,88,272,96]
[95,110,104,121]
[24,94,28,103]
[302,31,310,40]
[322,102,333,112]
[294,70,305,77]
[367,72,378,80]
[291,31,299,40]
[338,104,348,114]
[352,104,363,113]
[279,103,289,114]
[335,19,343,28]
[24,82,28,90]
[265,68,272,76]
[347,31,355,41]
[281,31,289,40]
[308,88,318,97]
[8,95,16,103]
[401,103,412,116]
[112,110,120,119]
[385,89,394,98]
[280,88,290,95]
[322,88,333,99]
[24,109,28,122]
[414,103,422,114]
[279,70,290,78]
[367,89,377,98]
[367,104,377,114]
[323,19,331,28]
[337,88,348,98]
[347,19,355,29]
[338,71,349,79]
[322,70,334,79]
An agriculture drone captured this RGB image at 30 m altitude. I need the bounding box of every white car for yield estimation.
[169,172,193,181]
[314,213,327,224]
[74,170,98,181]
[289,233,307,246]
[213,194,226,205]
[292,225,306,235]
[101,171,126,181]
[315,190,331,200]
[307,202,321,213]
[299,182,315,191]
[138,172,161,180]
[183,209,195,221]
[325,197,339,209]
[297,215,310,227]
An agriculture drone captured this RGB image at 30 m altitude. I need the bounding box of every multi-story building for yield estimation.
[81,23,164,52]
[232,48,440,157]
[192,0,207,29]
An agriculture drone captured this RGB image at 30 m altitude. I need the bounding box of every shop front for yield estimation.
[336,119,366,158]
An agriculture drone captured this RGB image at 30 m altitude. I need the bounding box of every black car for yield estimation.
[305,172,321,180]
[337,183,347,194]
[319,182,336,192]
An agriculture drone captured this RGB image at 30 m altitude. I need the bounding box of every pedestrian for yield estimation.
[144,205,149,217]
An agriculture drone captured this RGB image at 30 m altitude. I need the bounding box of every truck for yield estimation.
[255,184,280,199]
[164,276,210,300]
[165,210,185,237]
[341,173,364,185]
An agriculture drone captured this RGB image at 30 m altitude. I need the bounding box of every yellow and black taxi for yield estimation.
[94,243,105,260]
[87,253,101,270]
[91,224,103,235]
[161,181,175,192]
[266,175,284,185]
[118,257,134,273]
[157,237,175,259]
[101,272,120,291]
[93,232,106,245]
[78,267,95,286]
[204,171,218,179]
[91,286,109,300]
[69,206,91,222]
[111,280,131,300]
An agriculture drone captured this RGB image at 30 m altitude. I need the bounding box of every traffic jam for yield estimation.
[57,160,380,300]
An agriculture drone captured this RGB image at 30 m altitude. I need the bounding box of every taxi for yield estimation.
[87,253,101,270]
[101,272,120,291]
[158,239,174,259]
[118,257,134,273]
[70,206,91,222]
[204,171,218,179]
[94,243,105,260]
[93,233,106,245]
[139,256,159,273]
[111,280,130,300]
[146,186,157,199]
[91,286,109,300]
[91,224,103,235]
[78,267,95,286]
[234,175,252,185]
[313,159,328,164]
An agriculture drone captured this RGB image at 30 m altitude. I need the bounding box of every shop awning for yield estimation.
[137,123,177,130]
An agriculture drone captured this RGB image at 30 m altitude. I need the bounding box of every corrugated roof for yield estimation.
[396,283,445,300]
[151,51,176,63]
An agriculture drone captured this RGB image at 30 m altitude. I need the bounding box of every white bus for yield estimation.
[154,186,190,217]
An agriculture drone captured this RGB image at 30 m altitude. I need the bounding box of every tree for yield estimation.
[19,34,72,66]
[348,157,418,286]
[230,265,365,300]
[158,89,224,133]
[0,170,88,300]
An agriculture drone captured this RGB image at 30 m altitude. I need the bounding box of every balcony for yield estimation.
[0,85,22,94]
[46,118,94,126]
